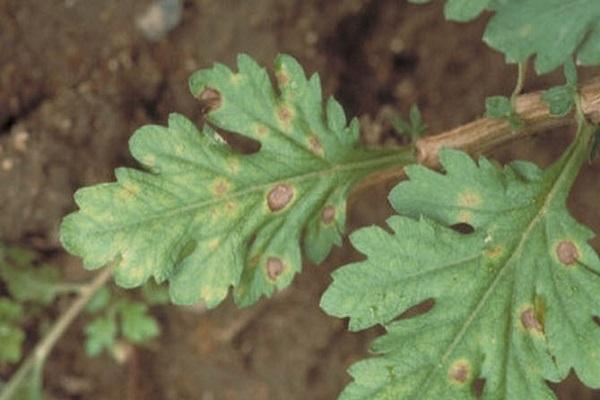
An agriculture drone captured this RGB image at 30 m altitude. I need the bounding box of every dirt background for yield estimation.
[1,0,600,399]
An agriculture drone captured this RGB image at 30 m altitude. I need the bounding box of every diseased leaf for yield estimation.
[60,54,410,308]
[322,126,600,399]
[485,95,523,130]
[412,0,600,73]
[483,0,600,73]
[117,301,160,343]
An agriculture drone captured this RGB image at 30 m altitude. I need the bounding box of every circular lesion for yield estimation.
[555,240,579,266]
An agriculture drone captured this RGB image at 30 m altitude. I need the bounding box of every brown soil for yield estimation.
[2,0,600,399]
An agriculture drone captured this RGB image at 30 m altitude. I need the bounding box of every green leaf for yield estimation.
[483,0,600,73]
[542,86,575,117]
[407,0,491,21]
[322,127,600,399]
[0,299,24,364]
[84,316,117,357]
[541,61,578,118]
[85,286,111,313]
[0,264,60,306]
[391,104,427,142]
[485,95,523,130]
[60,54,411,308]
[117,301,160,344]
[484,95,512,119]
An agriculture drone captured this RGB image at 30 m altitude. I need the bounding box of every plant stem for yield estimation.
[355,78,600,194]
[511,61,528,108]
[417,77,600,167]
[0,266,114,400]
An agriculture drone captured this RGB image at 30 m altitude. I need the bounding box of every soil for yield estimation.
[1,0,600,399]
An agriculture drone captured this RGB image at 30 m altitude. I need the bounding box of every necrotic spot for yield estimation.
[267,184,294,212]
[266,257,284,280]
[197,87,222,113]
[556,240,579,266]
[321,205,335,224]
[448,360,470,384]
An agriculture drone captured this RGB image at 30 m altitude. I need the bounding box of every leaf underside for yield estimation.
[322,143,600,399]
[60,54,409,308]
[413,0,600,73]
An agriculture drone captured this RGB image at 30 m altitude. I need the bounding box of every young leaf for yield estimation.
[0,299,24,364]
[117,301,160,344]
[60,54,411,308]
[541,61,578,118]
[391,104,427,142]
[485,95,523,130]
[84,316,117,357]
[322,126,600,399]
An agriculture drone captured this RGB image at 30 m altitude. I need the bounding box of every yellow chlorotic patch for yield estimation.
[207,239,220,251]
[485,245,504,260]
[118,182,140,200]
[253,123,270,138]
[143,154,156,167]
[458,191,481,208]
[199,286,227,304]
[174,144,185,156]
[224,201,237,215]
[128,266,146,281]
[211,178,231,197]
[457,210,472,224]
[227,157,240,174]
[230,73,242,85]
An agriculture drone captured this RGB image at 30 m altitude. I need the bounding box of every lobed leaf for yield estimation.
[412,0,600,73]
[60,54,410,308]
[322,127,600,399]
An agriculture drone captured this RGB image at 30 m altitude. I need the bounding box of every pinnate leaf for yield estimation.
[60,54,410,308]
[322,129,600,399]
[84,316,117,357]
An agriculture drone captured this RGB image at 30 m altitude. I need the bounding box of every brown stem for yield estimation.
[353,78,600,196]
[416,78,600,168]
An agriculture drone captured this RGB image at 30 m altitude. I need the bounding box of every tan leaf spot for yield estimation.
[266,257,285,280]
[277,105,293,124]
[448,359,471,384]
[197,87,222,113]
[308,135,324,156]
[556,240,579,266]
[521,307,543,333]
[322,205,336,224]
[267,184,294,212]
[212,178,231,197]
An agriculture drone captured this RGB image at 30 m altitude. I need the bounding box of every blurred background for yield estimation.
[1,0,600,399]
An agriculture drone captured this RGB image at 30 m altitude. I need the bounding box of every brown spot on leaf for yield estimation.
[212,178,231,197]
[276,70,289,88]
[556,240,579,265]
[308,135,324,156]
[267,184,294,212]
[322,205,335,224]
[448,360,470,384]
[266,257,284,280]
[277,105,293,123]
[521,307,543,333]
[197,87,222,113]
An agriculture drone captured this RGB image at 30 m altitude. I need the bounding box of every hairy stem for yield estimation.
[355,78,600,195]
[417,78,600,167]
[0,266,114,400]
